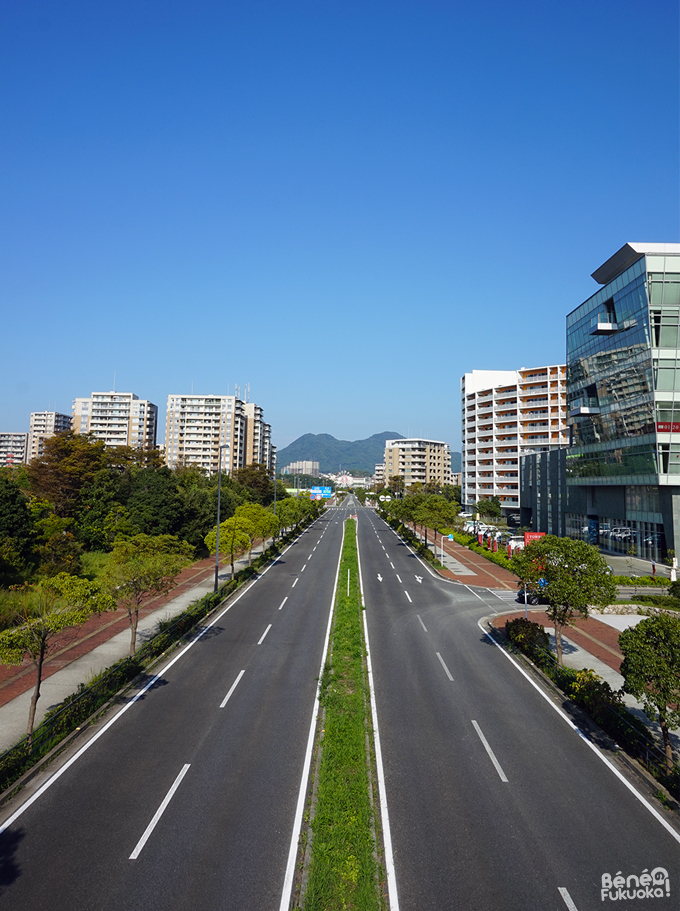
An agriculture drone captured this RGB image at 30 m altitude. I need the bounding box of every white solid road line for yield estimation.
[436,652,454,681]
[478,618,680,845]
[129,764,191,859]
[558,887,579,910]
[396,574,402,583]
[417,615,428,632]
[220,670,245,708]
[257,624,272,645]
[404,591,412,603]
[471,720,508,782]
[278,596,288,610]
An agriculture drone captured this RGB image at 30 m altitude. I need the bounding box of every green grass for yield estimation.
[79,551,112,581]
[302,519,382,911]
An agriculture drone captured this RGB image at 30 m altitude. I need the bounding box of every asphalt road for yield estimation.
[358,504,680,910]
[0,503,355,911]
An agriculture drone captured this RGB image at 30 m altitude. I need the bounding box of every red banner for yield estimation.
[657,422,680,433]
[524,531,546,545]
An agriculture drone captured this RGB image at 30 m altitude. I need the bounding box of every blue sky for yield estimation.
[1,0,678,452]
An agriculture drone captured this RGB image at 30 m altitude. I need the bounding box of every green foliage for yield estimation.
[475,496,501,518]
[565,668,624,724]
[511,535,616,665]
[0,474,37,585]
[505,618,550,663]
[305,520,380,910]
[26,431,109,518]
[104,534,194,655]
[620,614,680,769]
[232,463,276,505]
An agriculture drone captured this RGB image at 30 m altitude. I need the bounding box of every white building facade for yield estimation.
[72,392,158,450]
[28,411,72,462]
[0,433,28,468]
[461,365,567,516]
[383,438,452,487]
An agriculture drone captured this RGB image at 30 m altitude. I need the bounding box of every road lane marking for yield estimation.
[478,618,680,845]
[385,553,390,559]
[301,564,306,572]
[279,518,345,911]
[404,591,412,602]
[415,575,423,584]
[307,554,312,560]
[279,596,288,610]
[130,764,191,859]
[292,578,298,587]
[472,720,508,782]
[220,670,245,708]
[377,574,383,582]
[390,562,395,569]
[258,624,272,645]
[558,887,579,910]
[417,615,428,632]
[396,574,402,583]
[464,584,486,602]
[436,652,453,680]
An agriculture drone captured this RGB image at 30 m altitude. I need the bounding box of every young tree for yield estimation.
[476,497,501,519]
[204,516,251,578]
[511,535,616,665]
[104,534,194,656]
[415,495,459,548]
[0,575,115,738]
[234,503,280,564]
[619,614,680,771]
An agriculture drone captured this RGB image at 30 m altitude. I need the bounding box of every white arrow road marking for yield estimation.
[415,575,423,584]
[377,574,383,582]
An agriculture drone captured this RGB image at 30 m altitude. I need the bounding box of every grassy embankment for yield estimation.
[300,518,384,911]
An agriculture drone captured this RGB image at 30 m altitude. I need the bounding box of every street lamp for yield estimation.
[214,443,230,593]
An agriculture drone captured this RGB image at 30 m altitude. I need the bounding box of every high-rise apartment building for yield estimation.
[28,411,71,461]
[565,242,680,560]
[72,392,158,450]
[165,395,275,475]
[461,365,567,516]
[0,433,28,467]
[282,460,320,476]
[383,438,452,488]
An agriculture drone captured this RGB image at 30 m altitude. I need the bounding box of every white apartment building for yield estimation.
[28,411,71,461]
[165,395,275,476]
[0,433,28,468]
[384,438,452,487]
[461,365,567,515]
[72,392,158,450]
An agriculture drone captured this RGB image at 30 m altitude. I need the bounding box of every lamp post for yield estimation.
[214,443,230,593]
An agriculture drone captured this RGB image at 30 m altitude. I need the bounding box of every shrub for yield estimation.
[505,618,550,664]
[564,668,623,724]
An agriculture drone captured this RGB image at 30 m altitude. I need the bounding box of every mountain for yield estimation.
[277,432,404,474]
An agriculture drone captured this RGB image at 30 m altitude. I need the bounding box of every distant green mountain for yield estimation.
[277,432,404,474]
[277,431,462,476]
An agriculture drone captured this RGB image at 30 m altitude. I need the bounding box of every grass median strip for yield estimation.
[300,518,384,911]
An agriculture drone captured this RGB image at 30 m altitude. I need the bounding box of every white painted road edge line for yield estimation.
[558,887,579,910]
[359,554,400,909]
[471,720,508,782]
[417,615,428,632]
[0,532,299,836]
[477,617,680,845]
[220,670,245,708]
[279,596,288,610]
[436,652,454,681]
[258,624,272,645]
[278,520,345,911]
[464,584,486,602]
[129,763,191,859]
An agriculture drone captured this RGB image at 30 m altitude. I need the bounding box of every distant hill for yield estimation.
[277,432,404,474]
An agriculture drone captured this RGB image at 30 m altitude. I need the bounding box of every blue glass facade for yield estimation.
[566,247,680,560]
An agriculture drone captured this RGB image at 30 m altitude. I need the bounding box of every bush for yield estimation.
[564,668,623,725]
[632,594,680,611]
[505,618,550,664]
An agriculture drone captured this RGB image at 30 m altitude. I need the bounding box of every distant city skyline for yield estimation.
[1,1,678,451]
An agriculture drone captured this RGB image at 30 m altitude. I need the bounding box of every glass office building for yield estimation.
[566,243,680,561]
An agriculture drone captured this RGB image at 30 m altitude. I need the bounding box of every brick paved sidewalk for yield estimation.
[410,524,519,590]
[491,610,625,674]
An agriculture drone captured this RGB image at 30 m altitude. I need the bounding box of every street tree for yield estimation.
[475,497,502,519]
[415,495,459,547]
[0,575,115,737]
[619,614,680,771]
[0,475,37,585]
[234,503,280,565]
[26,431,108,518]
[205,516,251,578]
[232,464,276,505]
[511,535,615,665]
[104,534,194,656]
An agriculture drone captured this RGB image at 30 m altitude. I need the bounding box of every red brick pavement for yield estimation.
[492,610,625,675]
[415,526,519,590]
[0,553,232,709]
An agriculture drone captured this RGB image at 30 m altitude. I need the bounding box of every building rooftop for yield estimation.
[591,243,680,285]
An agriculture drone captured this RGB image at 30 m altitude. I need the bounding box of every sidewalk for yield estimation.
[410,526,519,590]
[491,607,679,752]
[0,538,273,754]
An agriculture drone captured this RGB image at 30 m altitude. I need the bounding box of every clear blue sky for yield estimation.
[1,0,678,452]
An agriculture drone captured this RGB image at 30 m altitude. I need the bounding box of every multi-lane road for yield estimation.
[0,496,677,910]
